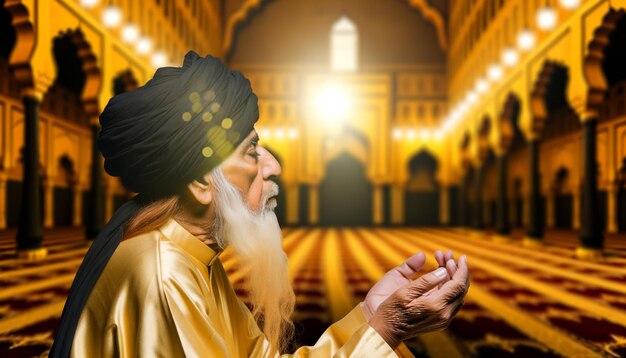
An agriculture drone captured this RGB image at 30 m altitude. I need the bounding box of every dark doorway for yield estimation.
[319,152,372,226]
[404,150,439,226]
[53,188,73,226]
[553,168,573,228]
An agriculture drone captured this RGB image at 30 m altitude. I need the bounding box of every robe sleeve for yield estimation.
[161,260,414,357]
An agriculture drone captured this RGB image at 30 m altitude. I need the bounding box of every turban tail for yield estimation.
[49,51,259,357]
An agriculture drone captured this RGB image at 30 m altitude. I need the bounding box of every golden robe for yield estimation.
[71,218,414,357]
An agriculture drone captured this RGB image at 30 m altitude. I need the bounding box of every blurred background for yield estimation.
[1,0,626,357]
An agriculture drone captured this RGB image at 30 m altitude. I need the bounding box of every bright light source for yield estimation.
[288,127,298,139]
[517,29,536,51]
[136,37,152,54]
[392,127,403,140]
[419,130,430,139]
[151,52,167,67]
[434,130,443,140]
[407,129,416,140]
[502,47,519,67]
[488,64,503,81]
[316,82,352,127]
[275,128,285,139]
[102,6,122,28]
[121,24,139,43]
[559,0,580,10]
[467,91,479,105]
[476,78,489,93]
[537,7,558,31]
[80,0,99,8]
[259,128,270,139]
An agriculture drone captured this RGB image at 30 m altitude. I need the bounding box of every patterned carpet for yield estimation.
[0,227,625,357]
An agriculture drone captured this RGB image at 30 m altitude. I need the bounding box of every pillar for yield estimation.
[285,183,299,225]
[308,184,319,225]
[546,191,555,228]
[472,165,484,229]
[525,139,544,246]
[372,184,383,225]
[439,186,449,226]
[573,186,581,230]
[72,183,82,227]
[495,154,510,236]
[43,178,54,228]
[578,118,604,257]
[86,124,105,240]
[391,184,404,225]
[607,182,618,233]
[16,95,47,259]
[0,172,6,229]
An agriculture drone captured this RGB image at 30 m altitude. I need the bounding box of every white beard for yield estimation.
[209,166,295,355]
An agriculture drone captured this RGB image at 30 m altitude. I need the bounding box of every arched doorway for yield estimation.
[404,150,439,226]
[319,152,372,226]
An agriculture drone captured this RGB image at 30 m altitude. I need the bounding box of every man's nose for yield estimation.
[261,147,282,178]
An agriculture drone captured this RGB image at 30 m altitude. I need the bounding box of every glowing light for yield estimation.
[434,130,443,140]
[407,129,416,140]
[559,0,580,10]
[392,127,403,140]
[136,37,152,54]
[259,128,270,139]
[502,48,519,67]
[80,0,99,8]
[467,91,479,105]
[517,29,536,51]
[102,6,122,28]
[537,7,558,31]
[476,78,489,93]
[488,64,503,81]
[288,127,298,139]
[275,128,285,139]
[121,24,139,43]
[316,83,351,120]
[419,130,430,139]
[151,52,167,67]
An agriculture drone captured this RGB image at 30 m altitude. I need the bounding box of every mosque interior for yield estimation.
[1,0,626,357]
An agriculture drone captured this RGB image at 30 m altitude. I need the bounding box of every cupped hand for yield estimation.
[368,255,470,350]
[362,250,456,321]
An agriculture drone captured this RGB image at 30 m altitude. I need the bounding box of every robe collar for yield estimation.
[158,217,222,266]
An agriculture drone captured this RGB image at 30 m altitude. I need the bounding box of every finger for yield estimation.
[435,250,444,267]
[444,250,453,263]
[429,255,469,301]
[394,252,426,279]
[445,258,457,278]
[409,267,449,297]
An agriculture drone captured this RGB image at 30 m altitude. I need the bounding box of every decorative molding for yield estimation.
[223,0,448,58]
[584,8,625,110]
[407,0,448,52]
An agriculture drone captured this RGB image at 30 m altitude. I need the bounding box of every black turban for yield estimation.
[49,51,259,358]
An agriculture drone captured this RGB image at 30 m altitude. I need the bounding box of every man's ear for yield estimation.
[187,175,213,206]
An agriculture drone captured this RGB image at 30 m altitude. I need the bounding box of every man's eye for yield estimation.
[248,151,260,159]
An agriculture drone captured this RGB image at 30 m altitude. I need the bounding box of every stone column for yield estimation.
[372,183,383,225]
[546,190,555,228]
[86,123,105,240]
[472,165,485,229]
[308,184,319,225]
[391,184,405,225]
[17,95,47,259]
[0,172,6,229]
[524,139,544,246]
[495,154,510,236]
[439,185,449,226]
[607,182,618,233]
[285,183,299,225]
[578,117,603,258]
[43,177,54,228]
[72,182,82,227]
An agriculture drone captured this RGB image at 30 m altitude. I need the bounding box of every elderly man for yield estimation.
[50,51,470,358]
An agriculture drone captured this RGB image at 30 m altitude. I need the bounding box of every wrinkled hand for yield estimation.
[368,255,470,350]
[362,250,456,321]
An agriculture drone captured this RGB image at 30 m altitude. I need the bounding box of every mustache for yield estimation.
[262,182,280,206]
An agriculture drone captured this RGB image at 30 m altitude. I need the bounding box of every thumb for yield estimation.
[409,267,449,297]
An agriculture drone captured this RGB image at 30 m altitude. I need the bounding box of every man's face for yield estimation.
[219,129,281,212]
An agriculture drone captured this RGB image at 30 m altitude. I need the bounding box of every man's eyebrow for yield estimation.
[248,133,260,146]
